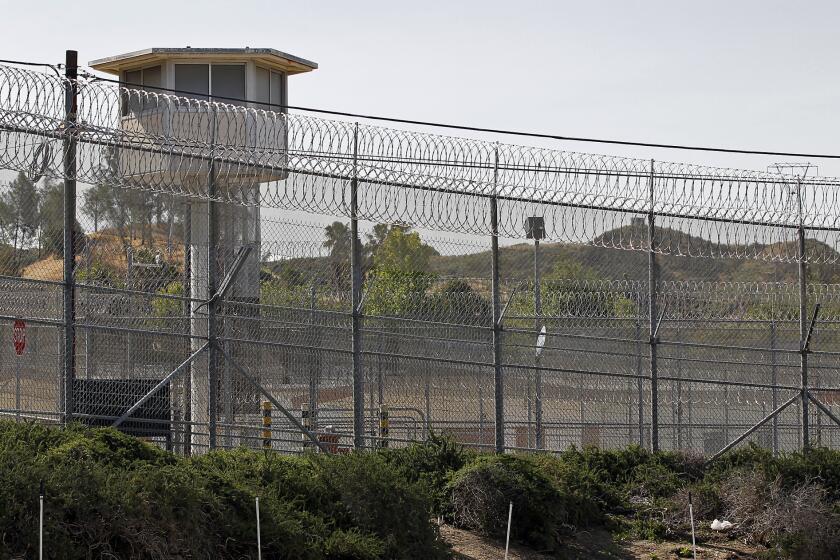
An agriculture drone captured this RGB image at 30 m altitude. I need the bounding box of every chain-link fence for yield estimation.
[1,57,839,458]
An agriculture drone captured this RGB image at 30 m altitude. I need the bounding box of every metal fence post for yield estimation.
[351,122,365,450]
[83,244,91,381]
[534,234,543,450]
[377,334,384,427]
[770,318,778,455]
[724,384,730,445]
[369,350,376,438]
[183,201,192,455]
[207,106,219,450]
[424,337,431,435]
[62,50,78,425]
[126,249,133,378]
[676,320,683,449]
[647,159,660,452]
[492,145,504,453]
[636,315,643,447]
[796,177,810,452]
[309,283,318,434]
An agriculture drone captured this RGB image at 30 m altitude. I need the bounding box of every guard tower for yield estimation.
[90,48,318,450]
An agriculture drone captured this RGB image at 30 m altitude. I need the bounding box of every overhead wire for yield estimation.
[0,58,60,68]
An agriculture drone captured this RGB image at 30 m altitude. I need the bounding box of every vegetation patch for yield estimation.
[0,422,449,560]
[3,422,840,559]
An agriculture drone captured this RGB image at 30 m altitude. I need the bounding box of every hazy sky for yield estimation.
[2,0,838,174]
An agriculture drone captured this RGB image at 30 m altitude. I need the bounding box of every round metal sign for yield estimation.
[13,319,25,356]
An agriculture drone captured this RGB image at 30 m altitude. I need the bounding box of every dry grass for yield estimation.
[720,470,840,558]
[21,224,185,282]
[20,255,62,281]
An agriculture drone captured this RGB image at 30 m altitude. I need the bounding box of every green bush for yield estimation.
[527,453,607,526]
[7,420,840,559]
[533,446,698,515]
[319,452,448,559]
[707,443,840,501]
[185,448,449,560]
[379,432,471,514]
[0,424,202,558]
[446,454,574,552]
[0,422,448,560]
[323,529,384,560]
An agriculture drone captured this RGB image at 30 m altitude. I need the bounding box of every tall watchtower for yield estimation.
[90,48,318,448]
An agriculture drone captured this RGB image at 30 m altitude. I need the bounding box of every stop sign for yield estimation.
[13,319,25,356]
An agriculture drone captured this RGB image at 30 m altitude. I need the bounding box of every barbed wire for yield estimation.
[3,64,840,263]
[81,67,840,161]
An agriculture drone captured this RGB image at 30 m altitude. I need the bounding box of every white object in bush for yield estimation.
[710,519,733,531]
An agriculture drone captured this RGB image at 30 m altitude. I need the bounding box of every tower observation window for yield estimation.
[173,63,247,105]
[255,66,286,112]
[121,65,162,115]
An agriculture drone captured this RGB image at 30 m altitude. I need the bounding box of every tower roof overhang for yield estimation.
[89,47,318,75]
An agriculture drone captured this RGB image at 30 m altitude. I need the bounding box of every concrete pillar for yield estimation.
[190,189,261,452]
[190,199,210,450]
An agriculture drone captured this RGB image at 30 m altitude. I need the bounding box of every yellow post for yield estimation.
[301,403,311,448]
[262,401,272,449]
[379,405,389,448]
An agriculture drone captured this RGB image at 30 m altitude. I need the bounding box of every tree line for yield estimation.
[0,172,74,271]
[0,148,182,266]
[264,220,635,322]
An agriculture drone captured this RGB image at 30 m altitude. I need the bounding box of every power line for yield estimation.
[0,58,59,69]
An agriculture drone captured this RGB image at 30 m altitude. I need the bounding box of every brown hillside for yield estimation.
[21,224,185,282]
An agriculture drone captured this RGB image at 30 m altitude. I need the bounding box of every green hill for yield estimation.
[269,223,840,285]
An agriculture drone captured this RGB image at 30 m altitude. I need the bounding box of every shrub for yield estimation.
[663,481,724,536]
[379,433,471,514]
[0,422,188,558]
[527,453,607,526]
[446,454,574,552]
[9,421,840,559]
[0,422,450,560]
[187,448,449,560]
[316,452,449,560]
[323,529,384,560]
[534,446,699,515]
[719,469,840,559]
